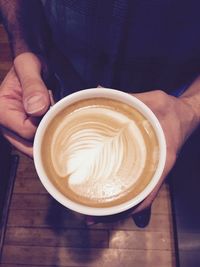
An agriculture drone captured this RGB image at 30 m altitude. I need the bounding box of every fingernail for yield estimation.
[25,95,46,114]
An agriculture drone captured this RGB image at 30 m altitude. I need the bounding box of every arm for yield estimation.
[0,0,49,57]
[179,76,200,138]
[0,0,50,157]
[131,78,200,214]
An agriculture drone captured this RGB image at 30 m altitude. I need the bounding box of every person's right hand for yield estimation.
[0,52,50,157]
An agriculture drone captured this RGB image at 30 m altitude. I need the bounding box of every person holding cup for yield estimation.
[0,0,199,227]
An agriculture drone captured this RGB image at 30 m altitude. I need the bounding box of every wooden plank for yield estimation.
[5,227,109,249]
[13,179,47,194]
[10,194,52,210]
[12,152,48,194]
[113,213,173,231]
[89,213,174,232]
[7,208,173,232]
[12,153,38,180]
[7,208,87,229]
[4,227,172,251]
[152,190,172,215]
[1,245,176,267]
[10,191,171,215]
[109,230,173,250]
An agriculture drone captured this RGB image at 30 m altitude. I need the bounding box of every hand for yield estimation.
[130,90,196,214]
[0,52,50,157]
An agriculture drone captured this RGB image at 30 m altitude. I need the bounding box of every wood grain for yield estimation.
[1,245,175,267]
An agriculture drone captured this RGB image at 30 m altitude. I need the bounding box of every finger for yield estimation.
[0,67,19,91]
[0,105,39,140]
[0,66,40,139]
[14,52,50,116]
[48,90,56,105]
[1,127,33,158]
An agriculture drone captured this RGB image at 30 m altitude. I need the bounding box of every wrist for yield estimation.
[177,96,200,142]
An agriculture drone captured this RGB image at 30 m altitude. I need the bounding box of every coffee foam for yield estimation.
[51,106,147,202]
[41,98,159,207]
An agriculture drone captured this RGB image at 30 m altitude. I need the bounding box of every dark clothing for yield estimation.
[41,0,200,97]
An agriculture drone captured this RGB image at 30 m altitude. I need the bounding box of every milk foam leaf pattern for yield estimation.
[66,125,129,186]
[50,105,148,201]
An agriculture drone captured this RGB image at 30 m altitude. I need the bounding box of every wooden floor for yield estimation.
[0,25,176,267]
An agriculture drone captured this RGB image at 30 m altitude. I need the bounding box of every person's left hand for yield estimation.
[130,90,196,214]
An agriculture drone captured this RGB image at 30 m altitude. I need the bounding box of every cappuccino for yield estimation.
[41,97,159,208]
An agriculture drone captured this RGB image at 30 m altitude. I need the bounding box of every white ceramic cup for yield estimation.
[33,88,166,216]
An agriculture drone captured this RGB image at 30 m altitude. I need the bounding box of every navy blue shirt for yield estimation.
[41,0,200,97]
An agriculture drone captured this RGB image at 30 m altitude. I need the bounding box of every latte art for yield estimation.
[41,98,159,207]
[51,107,146,201]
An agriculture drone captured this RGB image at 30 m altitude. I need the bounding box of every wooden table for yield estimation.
[0,151,176,267]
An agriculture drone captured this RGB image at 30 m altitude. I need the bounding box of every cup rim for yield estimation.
[33,88,166,216]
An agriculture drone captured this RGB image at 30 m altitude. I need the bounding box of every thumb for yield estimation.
[14,52,50,116]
